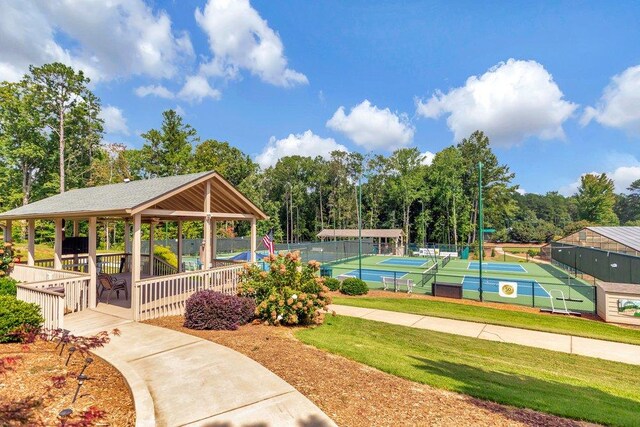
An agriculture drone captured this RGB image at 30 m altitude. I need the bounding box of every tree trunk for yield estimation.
[21,163,30,206]
[319,185,324,230]
[59,109,65,193]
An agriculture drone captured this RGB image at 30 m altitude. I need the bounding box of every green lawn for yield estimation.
[297,316,640,426]
[332,296,640,346]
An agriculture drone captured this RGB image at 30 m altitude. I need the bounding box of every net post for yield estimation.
[531,281,535,308]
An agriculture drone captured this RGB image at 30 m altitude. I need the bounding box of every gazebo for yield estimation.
[0,171,267,327]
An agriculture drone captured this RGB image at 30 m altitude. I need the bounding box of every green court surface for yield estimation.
[328,255,596,313]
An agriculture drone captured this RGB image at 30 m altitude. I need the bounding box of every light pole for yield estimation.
[358,175,363,280]
[478,162,484,302]
[420,200,426,248]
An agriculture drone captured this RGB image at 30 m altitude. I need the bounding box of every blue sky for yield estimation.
[2,1,640,195]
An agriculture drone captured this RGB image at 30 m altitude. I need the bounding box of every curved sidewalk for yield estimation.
[65,310,336,427]
[330,304,640,366]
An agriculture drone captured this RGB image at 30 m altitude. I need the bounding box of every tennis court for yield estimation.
[378,257,430,267]
[467,261,527,273]
[341,268,409,282]
[462,276,548,297]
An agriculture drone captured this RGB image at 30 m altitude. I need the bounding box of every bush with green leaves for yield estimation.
[0,296,43,343]
[238,251,331,326]
[324,277,341,291]
[154,245,178,268]
[0,277,17,296]
[340,278,368,296]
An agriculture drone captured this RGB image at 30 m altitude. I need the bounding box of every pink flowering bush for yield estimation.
[238,251,331,326]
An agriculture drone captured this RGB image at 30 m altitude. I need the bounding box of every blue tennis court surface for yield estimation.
[467,262,526,273]
[462,276,548,297]
[343,268,408,282]
[379,258,430,267]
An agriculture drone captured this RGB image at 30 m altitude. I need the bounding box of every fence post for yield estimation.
[531,281,535,308]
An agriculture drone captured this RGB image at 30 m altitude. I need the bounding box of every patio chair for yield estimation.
[98,274,128,304]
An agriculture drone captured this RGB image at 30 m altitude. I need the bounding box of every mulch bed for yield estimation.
[0,340,135,426]
[147,316,590,427]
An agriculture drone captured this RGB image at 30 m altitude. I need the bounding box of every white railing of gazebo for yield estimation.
[11,265,91,330]
[16,285,65,330]
[133,264,245,321]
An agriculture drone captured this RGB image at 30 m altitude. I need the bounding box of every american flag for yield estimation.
[262,228,275,254]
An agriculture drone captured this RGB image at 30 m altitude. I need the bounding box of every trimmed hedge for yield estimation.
[184,291,255,331]
[0,296,43,343]
[0,277,17,296]
[324,277,341,291]
[340,278,369,296]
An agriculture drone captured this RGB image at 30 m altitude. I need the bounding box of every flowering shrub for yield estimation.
[0,241,19,277]
[184,291,255,330]
[340,278,369,295]
[324,277,341,291]
[238,251,331,326]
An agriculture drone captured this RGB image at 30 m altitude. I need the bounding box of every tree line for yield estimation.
[1,63,637,248]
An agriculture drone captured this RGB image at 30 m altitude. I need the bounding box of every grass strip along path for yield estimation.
[297,316,640,427]
[332,296,640,346]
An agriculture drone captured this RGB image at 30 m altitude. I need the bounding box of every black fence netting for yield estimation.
[550,242,640,284]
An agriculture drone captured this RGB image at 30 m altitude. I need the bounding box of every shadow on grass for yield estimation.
[410,355,638,426]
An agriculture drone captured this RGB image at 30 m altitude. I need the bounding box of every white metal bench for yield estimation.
[382,277,414,293]
[337,274,356,281]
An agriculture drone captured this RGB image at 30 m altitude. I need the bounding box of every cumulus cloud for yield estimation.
[0,0,193,82]
[256,130,347,169]
[421,151,435,166]
[177,75,221,103]
[559,163,640,196]
[195,0,307,87]
[581,65,640,135]
[99,106,129,135]
[135,85,175,99]
[416,59,578,147]
[326,100,415,151]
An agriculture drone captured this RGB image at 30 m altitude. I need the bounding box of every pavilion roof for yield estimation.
[0,171,267,221]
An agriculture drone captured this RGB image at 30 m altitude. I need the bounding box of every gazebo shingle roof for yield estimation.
[0,171,267,220]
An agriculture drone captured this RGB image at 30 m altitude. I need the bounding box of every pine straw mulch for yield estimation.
[146,316,592,427]
[0,340,135,426]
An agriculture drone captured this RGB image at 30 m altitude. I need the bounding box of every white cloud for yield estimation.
[256,130,348,169]
[326,100,415,151]
[421,151,435,166]
[416,59,578,147]
[135,85,175,99]
[177,75,221,103]
[99,106,129,135]
[581,65,640,135]
[175,105,187,117]
[195,0,307,87]
[559,163,640,196]
[516,188,526,195]
[0,0,192,82]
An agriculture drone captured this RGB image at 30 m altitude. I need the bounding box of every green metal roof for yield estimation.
[0,171,224,219]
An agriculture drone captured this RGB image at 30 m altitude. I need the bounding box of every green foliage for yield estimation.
[508,215,559,243]
[527,248,540,257]
[0,242,18,277]
[324,277,341,291]
[563,219,592,236]
[238,252,331,325]
[0,296,43,343]
[340,278,368,295]
[139,110,196,178]
[154,245,178,268]
[191,139,257,186]
[490,248,496,257]
[0,277,17,296]
[576,173,619,225]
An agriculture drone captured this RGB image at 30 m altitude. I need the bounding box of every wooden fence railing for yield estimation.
[11,265,91,330]
[153,257,178,276]
[35,253,130,274]
[133,264,245,321]
[16,285,65,330]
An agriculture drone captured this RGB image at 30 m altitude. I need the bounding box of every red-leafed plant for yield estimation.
[184,291,255,330]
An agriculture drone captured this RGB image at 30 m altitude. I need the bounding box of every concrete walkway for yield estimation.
[65,310,336,427]
[330,304,640,366]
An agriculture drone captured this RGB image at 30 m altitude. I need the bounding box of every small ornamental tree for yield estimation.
[238,251,331,326]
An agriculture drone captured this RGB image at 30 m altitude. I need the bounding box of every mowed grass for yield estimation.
[332,296,640,346]
[297,316,640,426]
